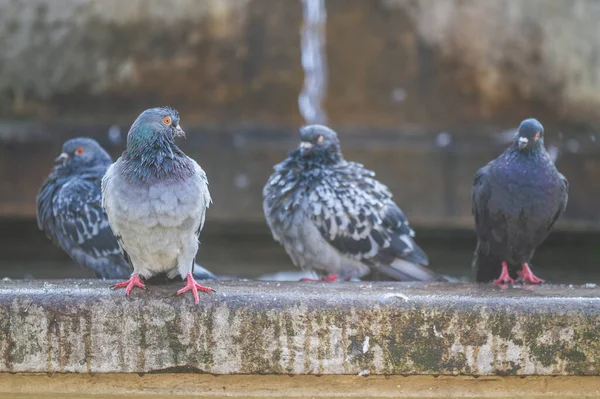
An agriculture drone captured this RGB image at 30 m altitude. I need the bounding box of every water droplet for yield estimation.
[362,336,370,353]
[108,125,121,144]
[391,88,407,103]
[436,132,452,147]
[234,174,249,189]
[233,133,246,148]
[566,138,580,153]
[493,129,518,144]
[590,134,597,143]
[547,145,559,163]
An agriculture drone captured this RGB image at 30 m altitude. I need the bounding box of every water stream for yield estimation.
[298,0,328,124]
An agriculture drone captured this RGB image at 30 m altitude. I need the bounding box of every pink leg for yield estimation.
[493,262,517,285]
[177,272,215,305]
[300,274,339,282]
[111,273,146,296]
[518,263,545,284]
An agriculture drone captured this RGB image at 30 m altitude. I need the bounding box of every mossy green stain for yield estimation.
[283,314,295,373]
[489,311,516,341]
[563,349,586,363]
[234,308,283,374]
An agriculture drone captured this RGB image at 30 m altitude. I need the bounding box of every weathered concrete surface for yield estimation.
[0,374,599,398]
[0,280,597,376]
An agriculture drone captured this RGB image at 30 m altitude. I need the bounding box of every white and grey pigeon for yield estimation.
[37,137,217,282]
[102,107,214,304]
[263,124,445,282]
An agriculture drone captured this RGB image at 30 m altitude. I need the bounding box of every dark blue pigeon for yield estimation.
[263,124,444,282]
[37,137,216,282]
[472,118,569,284]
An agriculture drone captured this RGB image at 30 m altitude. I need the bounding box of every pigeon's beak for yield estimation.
[54,153,68,165]
[517,137,529,151]
[299,141,313,155]
[174,124,185,138]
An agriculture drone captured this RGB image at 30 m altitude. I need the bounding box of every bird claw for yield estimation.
[493,276,517,285]
[177,272,215,305]
[519,263,545,284]
[111,274,146,296]
[300,274,339,282]
[493,262,517,285]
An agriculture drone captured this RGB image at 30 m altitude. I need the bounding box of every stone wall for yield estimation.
[1,0,600,130]
[1,0,600,228]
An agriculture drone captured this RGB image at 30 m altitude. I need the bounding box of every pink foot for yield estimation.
[518,263,545,284]
[177,272,215,304]
[493,262,517,285]
[300,274,339,282]
[111,273,145,296]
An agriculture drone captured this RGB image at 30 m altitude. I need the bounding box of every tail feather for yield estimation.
[404,241,429,267]
[193,263,218,280]
[473,240,504,282]
[374,258,447,282]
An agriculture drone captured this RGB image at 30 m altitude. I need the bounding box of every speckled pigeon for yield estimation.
[37,137,217,282]
[102,107,214,303]
[472,118,568,284]
[263,124,444,282]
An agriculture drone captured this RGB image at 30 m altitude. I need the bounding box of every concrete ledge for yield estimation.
[0,280,598,376]
[0,374,599,398]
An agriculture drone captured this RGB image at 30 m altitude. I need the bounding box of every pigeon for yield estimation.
[263,124,444,282]
[472,118,568,284]
[36,138,131,279]
[101,107,214,304]
[37,137,217,282]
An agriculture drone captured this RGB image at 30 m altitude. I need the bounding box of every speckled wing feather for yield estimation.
[37,174,63,246]
[38,170,130,279]
[306,161,429,268]
[56,176,123,258]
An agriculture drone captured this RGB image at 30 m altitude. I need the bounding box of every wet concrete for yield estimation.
[0,280,597,376]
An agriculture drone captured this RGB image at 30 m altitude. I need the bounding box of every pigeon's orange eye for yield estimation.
[75,147,85,155]
[534,132,541,141]
[317,135,324,144]
[163,116,172,125]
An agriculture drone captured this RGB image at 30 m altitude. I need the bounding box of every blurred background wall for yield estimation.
[0,0,599,280]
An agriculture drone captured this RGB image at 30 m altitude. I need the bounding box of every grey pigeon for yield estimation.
[263,124,444,282]
[102,107,214,303]
[37,137,217,282]
[37,138,130,279]
[472,118,568,284]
